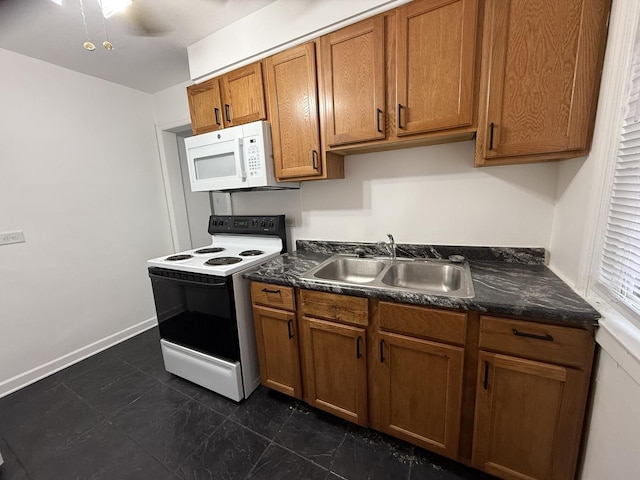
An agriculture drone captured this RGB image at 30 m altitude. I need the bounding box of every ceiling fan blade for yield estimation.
[124,1,171,37]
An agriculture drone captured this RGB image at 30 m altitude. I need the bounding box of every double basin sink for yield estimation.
[300,254,475,298]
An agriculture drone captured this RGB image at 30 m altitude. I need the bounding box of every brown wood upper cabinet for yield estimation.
[319,0,479,151]
[187,77,225,135]
[186,61,267,135]
[475,0,611,166]
[264,42,344,181]
[396,0,478,136]
[320,17,386,147]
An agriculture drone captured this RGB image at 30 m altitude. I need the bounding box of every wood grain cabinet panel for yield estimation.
[396,0,478,135]
[473,352,589,480]
[320,17,386,146]
[252,305,302,398]
[475,0,611,166]
[219,62,267,127]
[187,78,225,135]
[264,42,344,181]
[374,331,464,458]
[301,316,368,425]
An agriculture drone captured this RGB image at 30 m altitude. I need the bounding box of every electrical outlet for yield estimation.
[0,230,25,246]
[285,217,297,227]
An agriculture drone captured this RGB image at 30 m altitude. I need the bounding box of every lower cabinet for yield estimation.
[373,331,464,458]
[250,282,302,399]
[300,317,368,425]
[472,316,595,480]
[249,283,596,480]
[299,289,369,425]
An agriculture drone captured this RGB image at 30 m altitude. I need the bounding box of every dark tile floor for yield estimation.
[0,328,496,480]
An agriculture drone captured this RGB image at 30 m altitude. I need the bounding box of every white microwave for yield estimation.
[184,120,299,192]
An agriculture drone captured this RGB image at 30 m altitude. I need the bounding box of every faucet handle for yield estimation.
[387,233,394,243]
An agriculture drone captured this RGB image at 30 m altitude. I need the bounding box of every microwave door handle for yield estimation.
[233,138,247,181]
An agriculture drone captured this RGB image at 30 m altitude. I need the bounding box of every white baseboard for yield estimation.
[0,317,158,398]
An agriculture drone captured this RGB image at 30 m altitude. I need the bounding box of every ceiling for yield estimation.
[0,0,277,93]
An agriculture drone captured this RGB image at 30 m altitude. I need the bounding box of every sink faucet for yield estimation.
[379,233,396,260]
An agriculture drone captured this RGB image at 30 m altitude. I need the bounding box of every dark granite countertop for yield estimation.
[244,240,600,330]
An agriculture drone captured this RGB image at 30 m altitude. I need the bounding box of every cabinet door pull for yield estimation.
[489,122,495,150]
[376,108,383,133]
[356,336,362,359]
[397,104,405,130]
[261,288,281,294]
[512,329,554,342]
[225,104,232,123]
[311,150,319,170]
[483,361,489,390]
[287,319,294,339]
[379,339,385,363]
[214,107,221,126]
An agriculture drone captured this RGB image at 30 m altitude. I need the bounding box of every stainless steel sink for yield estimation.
[300,254,475,298]
[313,257,386,284]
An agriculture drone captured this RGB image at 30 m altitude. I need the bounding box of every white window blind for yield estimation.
[599,20,640,317]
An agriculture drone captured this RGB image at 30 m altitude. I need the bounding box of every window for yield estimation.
[597,19,640,325]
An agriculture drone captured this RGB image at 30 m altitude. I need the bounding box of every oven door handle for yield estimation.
[149,272,227,289]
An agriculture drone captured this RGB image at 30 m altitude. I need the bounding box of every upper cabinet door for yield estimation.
[320,17,386,147]
[187,78,225,135]
[396,0,478,136]
[476,0,610,165]
[219,62,267,127]
[265,42,323,179]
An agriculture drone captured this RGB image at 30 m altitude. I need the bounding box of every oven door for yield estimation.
[148,267,240,362]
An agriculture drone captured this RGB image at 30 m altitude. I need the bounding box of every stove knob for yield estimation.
[251,219,258,227]
[269,219,274,228]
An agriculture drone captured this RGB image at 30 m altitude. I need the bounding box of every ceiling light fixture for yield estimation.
[99,0,132,18]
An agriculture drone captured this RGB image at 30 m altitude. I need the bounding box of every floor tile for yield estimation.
[27,421,178,480]
[0,435,30,480]
[0,383,104,473]
[128,398,225,471]
[230,386,295,439]
[62,354,138,396]
[178,419,269,480]
[410,448,497,480]
[68,368,160,418]
[248,444,328,480]
[274,406,349,469]
[110,383,191,435]
[330,428,413,480]
[54,348,116,383]
[167,376,240,417]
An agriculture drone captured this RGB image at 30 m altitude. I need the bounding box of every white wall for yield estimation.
[231,141,559,248]
[188,0,412,81]
[0,48,173,396]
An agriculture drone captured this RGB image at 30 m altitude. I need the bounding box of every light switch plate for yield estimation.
[0,230,25,245]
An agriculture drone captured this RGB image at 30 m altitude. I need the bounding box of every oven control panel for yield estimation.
[208,215,286,239]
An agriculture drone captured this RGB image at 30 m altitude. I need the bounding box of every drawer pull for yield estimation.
[379,339,385,363]
[512,328,554,342]
[356,336,362,359]
[287,319,294,339]
[214,107,221,126]
[261,288,281,294]
[483,361,489,390]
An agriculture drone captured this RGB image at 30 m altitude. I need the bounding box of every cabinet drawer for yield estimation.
[300,289,368,326]
[251,282,295,311]
[479,316,594,368]
[378,302,467,345]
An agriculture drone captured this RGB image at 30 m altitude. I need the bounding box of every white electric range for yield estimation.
[147,215,287,401]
